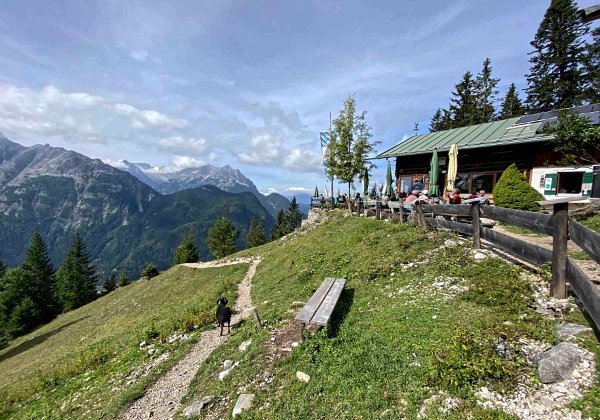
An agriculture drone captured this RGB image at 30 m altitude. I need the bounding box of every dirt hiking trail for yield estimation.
[119,257,261,420]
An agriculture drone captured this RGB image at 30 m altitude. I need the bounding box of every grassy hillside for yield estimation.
[181,213,599,419]
[0,264,248,419]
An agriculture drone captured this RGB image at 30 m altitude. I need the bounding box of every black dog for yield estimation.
[216,297,231,336]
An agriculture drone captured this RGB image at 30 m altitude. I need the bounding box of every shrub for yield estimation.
[141,264,159,279]
[492,164,544,211]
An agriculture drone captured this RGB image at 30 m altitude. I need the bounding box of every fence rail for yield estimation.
[412,199,600,330]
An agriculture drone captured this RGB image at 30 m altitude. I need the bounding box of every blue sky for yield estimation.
[0,0,597,196]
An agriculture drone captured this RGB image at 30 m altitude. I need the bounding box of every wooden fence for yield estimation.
[407,198,600,330]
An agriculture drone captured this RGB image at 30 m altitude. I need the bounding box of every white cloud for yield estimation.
[0,83,189,143]
[129,49,149,62]
[113,103,187,130]
[288,186,311,192]
[157,136,207,154]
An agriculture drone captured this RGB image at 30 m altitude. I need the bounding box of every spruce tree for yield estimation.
[270,210,288,240]
[0,260,5,280]
[173,230,199,265]
[583,27,600,103]
[22,232,56,322]
[104,274,117,293]
[430,108,453,132]
[118,269,130,287]
[286,196,303,230]
[526,0,588,112]
[499,83,526,119]
[475,58,500,122]
[0,268,37,338]
[206,216,238,259]
[56,234,97,312]
[449,71,480,127]
[247,218,266,248]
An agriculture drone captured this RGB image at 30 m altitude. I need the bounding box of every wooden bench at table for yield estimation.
[294,278,346,330]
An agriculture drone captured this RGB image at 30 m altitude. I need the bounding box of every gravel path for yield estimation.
[493,225,600,289]
[119,257,261,420]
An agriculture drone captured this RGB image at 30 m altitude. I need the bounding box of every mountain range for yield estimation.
[115,161,289,217]
[0,134,275,279]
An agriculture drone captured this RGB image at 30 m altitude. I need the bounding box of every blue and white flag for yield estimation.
[319,131,330,158]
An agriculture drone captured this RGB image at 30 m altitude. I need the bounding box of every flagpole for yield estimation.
[329,112,333,200]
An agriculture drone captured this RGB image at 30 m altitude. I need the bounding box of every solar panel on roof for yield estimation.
[515,104,600,125]
[515,113,542,125]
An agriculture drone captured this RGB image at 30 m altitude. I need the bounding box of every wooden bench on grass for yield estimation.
[294,278,346,336]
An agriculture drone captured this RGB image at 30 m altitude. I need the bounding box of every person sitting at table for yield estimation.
[417,189,433,204]
[478,189,489,205]
[450,188,461,204]
[405,190,420,203]
[468,190,478,199]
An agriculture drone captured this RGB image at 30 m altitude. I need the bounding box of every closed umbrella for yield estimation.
[447,144,459,192]
[384,160,394,197]
[314,186,319,197]
[362,167,369,197]
[429,149,440,196]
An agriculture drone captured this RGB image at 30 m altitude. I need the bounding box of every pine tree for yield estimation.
[206,216,238,259]
[22,232,56,322]
[328,94,380,196]
[583,27,600,103]
[118,269,130,287]
[104,274,117,293]
[499,83,526,119]
[526,0,588,112]
[56,234,97,312]
[475,58,500,122]
[0,268,37,338]
[270,210,289,240]
[449,71,480,128]
[286,196,303,231]
[173,230,199,265]
[247,218,266,248]
[430,108,453,132]
[0,260,5,280]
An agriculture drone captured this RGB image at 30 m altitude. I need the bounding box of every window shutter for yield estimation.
[544,174,557,195]
[582,172,593,196]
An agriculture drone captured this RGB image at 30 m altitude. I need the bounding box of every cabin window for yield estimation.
[455,173,470,193]
[471,174,494,193]
[557,172,584,194]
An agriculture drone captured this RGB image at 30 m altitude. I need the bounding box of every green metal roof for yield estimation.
[375,117,555,159]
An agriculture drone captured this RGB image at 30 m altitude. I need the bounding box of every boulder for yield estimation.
[232,394,255,417]
[537,342,582,383]
[557,323,592,340]
[182,396,214,418]
[238,340,252,352]
[223,360,234,370]
[296,371,310,383]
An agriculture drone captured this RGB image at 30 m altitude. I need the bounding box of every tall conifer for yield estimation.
[498,83,526,119]
[56,234,97,311]
[526,0,588,112]
[247,218,266,248]
[286,196,303,230]
[449,71,480,128]
[22,232,56,322]
[475,58,500,122]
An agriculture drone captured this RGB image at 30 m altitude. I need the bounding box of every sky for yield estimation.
[0,0,597,197]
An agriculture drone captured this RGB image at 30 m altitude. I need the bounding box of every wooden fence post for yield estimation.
[251,307,263,328]
[415,201,426,227]
[375,201,381,220]
[551,203,568,299]
[470,202,481,249]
